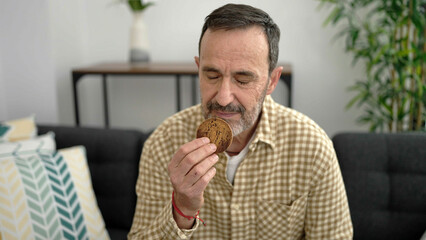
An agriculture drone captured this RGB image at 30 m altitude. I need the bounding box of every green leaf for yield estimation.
[372,44,390,65]
[350,28,360,46]
[346,91,365,110]
[127,0,154,12]
[323,6,342,27]
[358,115,372,124]
[416,76,424,98]
[379,96,392,114]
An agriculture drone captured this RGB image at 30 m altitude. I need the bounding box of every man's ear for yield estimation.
[194,56,200,68]
[266,66,283,95]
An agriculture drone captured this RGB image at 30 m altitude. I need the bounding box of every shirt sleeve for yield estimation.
[127,128,200,239]
[304,138,353,240]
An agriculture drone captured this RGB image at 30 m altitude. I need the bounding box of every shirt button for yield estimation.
[231,204,240,211]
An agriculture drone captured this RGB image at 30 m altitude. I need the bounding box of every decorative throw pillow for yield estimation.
[0,115,37,143]
[0,145,110,240]
[0,132,56,160]
[58,146,110,240]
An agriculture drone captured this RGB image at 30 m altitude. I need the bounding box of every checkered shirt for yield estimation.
[128,95,353,239]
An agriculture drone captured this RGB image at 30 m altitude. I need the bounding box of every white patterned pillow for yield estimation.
[58,146,110,239]
[0,132,55,160]
[0,146,110,240]
[0,115,37,143]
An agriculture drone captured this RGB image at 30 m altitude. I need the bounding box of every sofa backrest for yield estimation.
[38,125,149,238]
[332,132,426,240]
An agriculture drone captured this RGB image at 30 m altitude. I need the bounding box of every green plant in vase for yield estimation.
[125,0,154,12]
[318,0,425,132]
[120,0,155,62]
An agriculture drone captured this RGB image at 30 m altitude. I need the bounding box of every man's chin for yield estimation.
[204,113,245,134]
[226,120,243,136]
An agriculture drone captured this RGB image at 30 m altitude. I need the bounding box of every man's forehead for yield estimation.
[202,26,266,42]
[199,27,269,70]
[200,27,268,55]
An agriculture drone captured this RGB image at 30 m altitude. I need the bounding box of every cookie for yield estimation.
[196,117,233,153]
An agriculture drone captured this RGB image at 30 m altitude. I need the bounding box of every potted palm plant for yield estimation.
[318,0,425,132]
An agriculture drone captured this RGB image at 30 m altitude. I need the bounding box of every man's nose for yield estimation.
[215,78,235,107]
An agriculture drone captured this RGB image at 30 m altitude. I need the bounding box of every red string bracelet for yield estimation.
[172,191,205,226]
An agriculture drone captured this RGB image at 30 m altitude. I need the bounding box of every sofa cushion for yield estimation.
[38,125,148,239]
[0,143,109,239]
[332,132,426,240]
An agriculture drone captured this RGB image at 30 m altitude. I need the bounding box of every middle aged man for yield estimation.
[128,3,353,239]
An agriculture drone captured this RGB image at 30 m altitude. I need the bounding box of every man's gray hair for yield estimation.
[198,4,280,74]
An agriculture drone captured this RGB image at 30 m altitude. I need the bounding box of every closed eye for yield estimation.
[234,71,256,85]
[206,72,220,79]
[202,66,221,80]
[236,79,249,85]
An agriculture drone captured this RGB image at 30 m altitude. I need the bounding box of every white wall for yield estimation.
[0,51,6,119]
[1,0,367,137]
[48,0,89,128]
[0,0,58,123]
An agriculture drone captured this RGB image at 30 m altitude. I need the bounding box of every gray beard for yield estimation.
[201,83,268,137]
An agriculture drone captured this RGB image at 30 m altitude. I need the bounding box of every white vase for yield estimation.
[129,11,150,62]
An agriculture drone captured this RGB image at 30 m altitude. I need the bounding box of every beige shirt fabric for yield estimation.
[128,95,353,240]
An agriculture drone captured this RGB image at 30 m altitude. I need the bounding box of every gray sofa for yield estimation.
[38,125,149,240]
[38,125,426,239]
[332,132,426,240]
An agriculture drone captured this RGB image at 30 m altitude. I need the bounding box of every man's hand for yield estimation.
[168,137,218,229]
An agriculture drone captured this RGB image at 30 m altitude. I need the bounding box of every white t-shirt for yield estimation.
[224,133,255,184]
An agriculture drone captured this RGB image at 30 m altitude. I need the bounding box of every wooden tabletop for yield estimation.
[72,62,292,76]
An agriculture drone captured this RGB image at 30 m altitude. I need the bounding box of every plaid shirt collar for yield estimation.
[252,95,275,150]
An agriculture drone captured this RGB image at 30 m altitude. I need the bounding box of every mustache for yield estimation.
[207,101,245,114]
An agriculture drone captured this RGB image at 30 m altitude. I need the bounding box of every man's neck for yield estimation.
[226,116,260,156]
